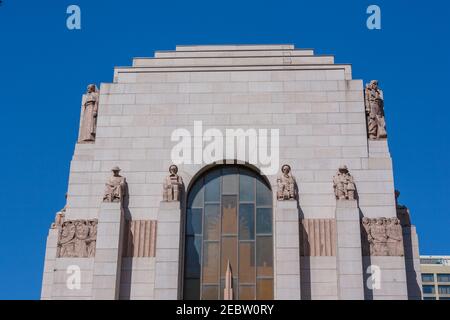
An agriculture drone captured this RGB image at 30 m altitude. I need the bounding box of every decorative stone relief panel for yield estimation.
[300,219,336,256]
[57,219,98,258]
[361,217,404,256]
[123,220,157,257]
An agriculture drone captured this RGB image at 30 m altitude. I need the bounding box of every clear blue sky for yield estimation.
[0,0,449,299]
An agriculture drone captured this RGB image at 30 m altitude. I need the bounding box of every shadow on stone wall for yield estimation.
[297,202,311,300]
[359,209,373,300]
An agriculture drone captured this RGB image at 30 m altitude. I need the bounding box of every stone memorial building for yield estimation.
[41,44,422,300]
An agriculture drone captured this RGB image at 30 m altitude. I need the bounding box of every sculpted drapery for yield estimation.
[79,84,99,143]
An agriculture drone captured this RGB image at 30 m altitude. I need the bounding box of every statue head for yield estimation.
[281,164,291,175]
[111,166,121,176]
[87,84,97,93]
[338,165,349,174]
[362,217,370,225]
[376,218,384,225]
[369,80,378,88]
[169,165,178,175]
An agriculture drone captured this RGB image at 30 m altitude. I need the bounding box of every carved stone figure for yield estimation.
[51,194,68,229]
[361,217,404,256]
[57,219,98,258]
[395,190,407,209]
[370,218,388,255]
[58,221,76,257]
[78,84,99,143]
[86,220,98,257]
[277,164,296,200]
[74,220,90,257]
[163,165,183,202]
[103,166,126,203]
[333,165,356,200]
[386,218,404,256]
[365,80,387,140]
[51,208,66,229]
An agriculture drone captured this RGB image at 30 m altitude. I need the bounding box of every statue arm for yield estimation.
[364,88,370,112]
[93,96,99,116]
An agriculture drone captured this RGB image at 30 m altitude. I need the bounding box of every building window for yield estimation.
[183,165,274,300]
[423,297,436,300]
[420,258,443,265]
[438,285,450,295]
[439,297,450,300]
[422,285,435,294]
[421,273,435,282]
[437,274,450,283]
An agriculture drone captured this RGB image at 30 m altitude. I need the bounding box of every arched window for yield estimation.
[183,165,274,300]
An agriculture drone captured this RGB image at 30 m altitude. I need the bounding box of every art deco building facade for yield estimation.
[41,44,422,300]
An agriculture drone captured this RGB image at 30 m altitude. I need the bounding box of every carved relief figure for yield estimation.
[361,217,404,256]
[57,219,98,258]
[333,165,356,200]
[163,165,183,202]
[78,84,99,143]
[386,218,404,256]
[86,220,98,257]
[59,221,76,257]
[277,164,296,200]
[74,220,90,257]
[103,166,126,202]
[365,80,387,139]
[370,218,388,256]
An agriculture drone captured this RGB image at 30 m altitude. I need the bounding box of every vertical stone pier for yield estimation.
[40,228,59,299]
[92,201,124,299]
[335,199,364,300]
[154,201,181,299]
[274,200,301,300]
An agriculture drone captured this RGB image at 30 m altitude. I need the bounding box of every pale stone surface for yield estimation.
[335,200,364,300]
[154,201,181,300]
[274,200,301,300]
[92,201,124,300]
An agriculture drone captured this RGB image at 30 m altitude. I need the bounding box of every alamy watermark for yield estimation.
[170,121,280,175]
[66,265,81,290]
[66,5,81,30]
[366,265,381,290]
[367,5,381,30]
